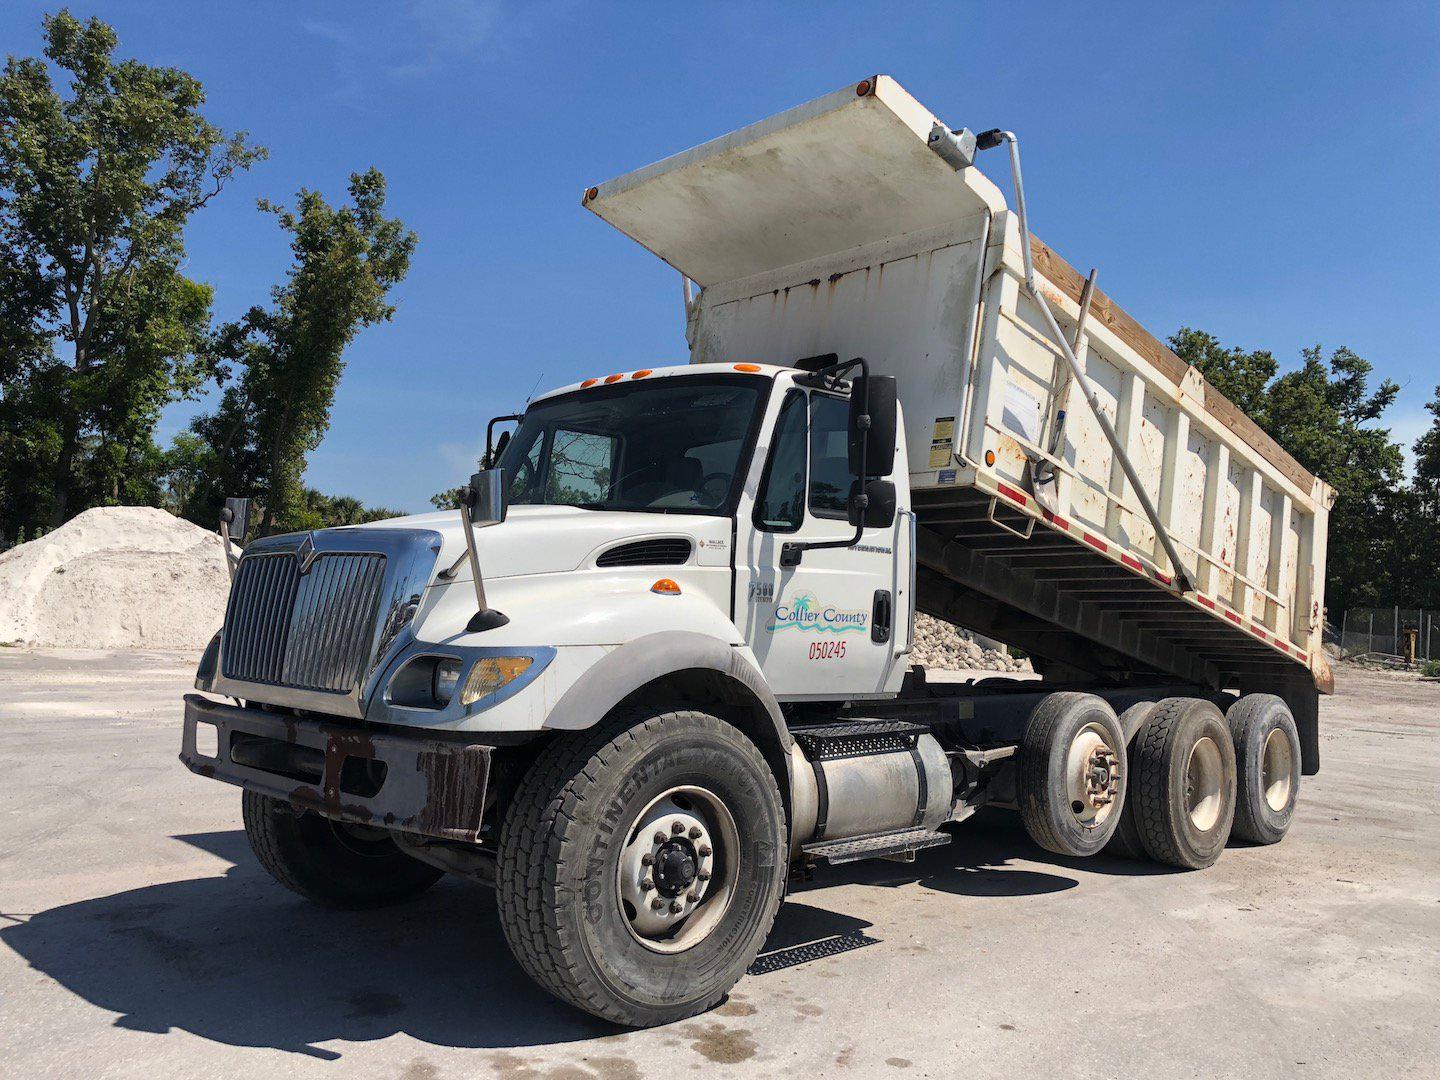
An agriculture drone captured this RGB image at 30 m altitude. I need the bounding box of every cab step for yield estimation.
[802,827,952,865]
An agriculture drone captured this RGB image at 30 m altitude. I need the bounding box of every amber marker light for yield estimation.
[984,449,996,467]
[580,378,598,388]
[631,369,653,379]
[604,373,624,384]
[733,363,761,373]
[650,578,682,595]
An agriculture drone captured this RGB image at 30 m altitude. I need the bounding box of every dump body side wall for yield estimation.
[690,211,1331,671]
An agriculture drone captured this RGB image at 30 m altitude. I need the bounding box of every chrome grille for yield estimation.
[222,551,387,694]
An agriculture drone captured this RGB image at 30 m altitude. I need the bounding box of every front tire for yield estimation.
[241,791,444,908]
[496,708,787,1027]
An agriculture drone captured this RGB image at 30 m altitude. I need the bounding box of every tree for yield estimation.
[1171,328,1278,419]
[189,169,415,534]
[0,11,263,534]
[1385,385,1440,610]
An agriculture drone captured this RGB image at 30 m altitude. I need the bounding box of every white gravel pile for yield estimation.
[911,613,1032,673]
[0,506,233,649]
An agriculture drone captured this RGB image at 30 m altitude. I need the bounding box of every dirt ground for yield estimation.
[1,652,1436,1079]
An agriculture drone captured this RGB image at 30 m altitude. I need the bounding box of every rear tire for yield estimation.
[1226,694,1300,845]
[1103,702,1157,861]
[495,708,787,1027]
[1130,698,1236,869]
[1018,693,1127,857]
[241,790,444,908]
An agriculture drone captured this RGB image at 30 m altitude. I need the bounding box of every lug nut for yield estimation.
[669,900,683,914]
[689,825,703,839]
[641,877,654,890]
[698,870,711,881]
[653,831,667,845]
[671,821,685,834]
[686,891,699,902]
[651,898,665,910]
[697,844,712,857]
[640,852,654,866]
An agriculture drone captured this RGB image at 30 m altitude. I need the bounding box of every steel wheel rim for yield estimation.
[1261,727,1294,812]
[1065,722,1120,828]
[616,785,740,955]
[1185,736,1224,832]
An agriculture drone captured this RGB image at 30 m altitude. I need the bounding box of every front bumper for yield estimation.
[180,694,493,842]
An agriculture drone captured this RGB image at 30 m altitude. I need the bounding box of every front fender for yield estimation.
[545,631,790,750]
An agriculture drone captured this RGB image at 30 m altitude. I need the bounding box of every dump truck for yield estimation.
[180,75,1334,1027]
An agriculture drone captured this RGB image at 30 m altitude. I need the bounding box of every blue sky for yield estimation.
[5,1,1437,512]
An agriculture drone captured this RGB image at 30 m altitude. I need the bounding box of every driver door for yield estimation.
[735,387,904,699]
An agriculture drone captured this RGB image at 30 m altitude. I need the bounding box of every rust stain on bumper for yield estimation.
[180,694,492,843]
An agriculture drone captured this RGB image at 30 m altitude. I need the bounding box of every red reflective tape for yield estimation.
[1224,609,1242,624]
[1042,508,1070,531]
[1082,532,1107,553]
[1155,570,1173,585]
[1196,595,1215,609]
[1120,554,1143,573]
[996,482,1029,507]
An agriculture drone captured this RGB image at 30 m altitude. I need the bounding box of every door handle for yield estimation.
[872,589,893,644]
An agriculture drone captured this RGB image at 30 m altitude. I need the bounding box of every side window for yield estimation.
[544,429,617,505]
[507,433,545,503]
[808,394,851,519]
[754,391,807,532]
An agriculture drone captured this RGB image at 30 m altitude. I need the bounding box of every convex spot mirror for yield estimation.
[465,469,507,526]
[847,373,897,478]
[848,478,896,529]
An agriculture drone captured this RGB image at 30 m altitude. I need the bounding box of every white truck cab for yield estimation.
[181,76,1329,1028]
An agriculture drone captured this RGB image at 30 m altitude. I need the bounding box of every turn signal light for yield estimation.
[651,578,682,595]
[460,656,534,706]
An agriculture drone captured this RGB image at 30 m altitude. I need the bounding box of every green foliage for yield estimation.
[1421,658,1440,679]
[0,10,264,536]
[429,486,466,511]
[187,169,415,534]
[288,488,406,532]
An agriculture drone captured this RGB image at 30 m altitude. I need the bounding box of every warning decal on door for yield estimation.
[928,416,955,469]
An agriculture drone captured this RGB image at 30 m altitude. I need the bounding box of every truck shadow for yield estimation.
[0,830,621,1059]
[0,817,1172,1058]
[795,810,1182,897]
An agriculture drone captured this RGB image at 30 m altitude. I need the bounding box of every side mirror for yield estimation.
[220,497,250,542]
[847,374,897,477]
[465,469,507,526]
[848,479,896,529]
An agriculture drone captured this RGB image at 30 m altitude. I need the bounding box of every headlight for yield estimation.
[460,656,533,706]
[386,654,536,710]
[432,658,463,705]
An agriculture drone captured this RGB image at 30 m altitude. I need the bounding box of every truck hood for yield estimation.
[346,505,731,582]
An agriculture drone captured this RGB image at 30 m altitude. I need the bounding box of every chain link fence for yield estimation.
[1338,608,1436,663]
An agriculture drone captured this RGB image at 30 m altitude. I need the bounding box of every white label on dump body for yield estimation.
[1002,380,1042,446]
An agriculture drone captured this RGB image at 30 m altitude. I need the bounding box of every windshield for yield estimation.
[498,374,767,514]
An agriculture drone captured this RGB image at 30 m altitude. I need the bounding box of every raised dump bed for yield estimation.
[585,74,1333,760]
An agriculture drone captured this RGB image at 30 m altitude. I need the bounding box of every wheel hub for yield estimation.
[1066,725,1121,827]
[653,840,698,897]
[616,786,736,953]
